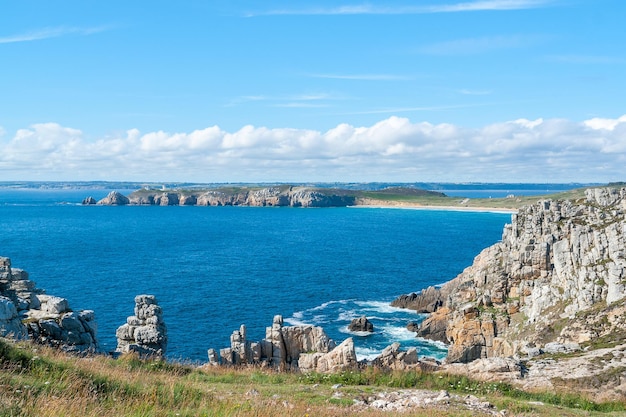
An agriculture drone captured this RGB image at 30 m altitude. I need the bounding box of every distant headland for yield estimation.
[79,182,607,211]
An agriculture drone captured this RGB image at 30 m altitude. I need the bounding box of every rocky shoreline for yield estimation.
[84,186,448,208]
[3,186,626,403]
[392,187,626,400]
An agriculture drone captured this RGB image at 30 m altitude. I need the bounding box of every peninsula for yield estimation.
[85,184,593,211]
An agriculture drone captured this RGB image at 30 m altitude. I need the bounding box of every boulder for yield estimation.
[348,316,374,332]
[0,296,27,339]
[372,342,420,370]
[0,256,98,352]
[82,196,97,205]
[300,338,358,373]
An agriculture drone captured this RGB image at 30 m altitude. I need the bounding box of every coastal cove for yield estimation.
[0,189,511,362]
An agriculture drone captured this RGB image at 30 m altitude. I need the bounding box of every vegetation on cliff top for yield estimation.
[125,184,595,210]
[1,339,624,417]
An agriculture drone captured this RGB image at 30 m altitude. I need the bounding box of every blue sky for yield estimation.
[1,0,625,183]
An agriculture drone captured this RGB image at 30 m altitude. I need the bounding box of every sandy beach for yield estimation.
[351,199,518,214]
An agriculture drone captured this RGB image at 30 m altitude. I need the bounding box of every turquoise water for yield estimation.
[0,190,511,362]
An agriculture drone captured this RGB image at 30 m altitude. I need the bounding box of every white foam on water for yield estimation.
[292,311,303,320]
[416,337,449,350]
[354,300,418,315]
[338,326,376,337]
[355,346,382,361]
[381,325,419,341]
[336,310,360,322]
[283,317,310,327]
[310,314,326,324]
[311,299,353,312]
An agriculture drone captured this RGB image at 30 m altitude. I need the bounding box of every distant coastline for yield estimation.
[350,204,518,214]
[0,181,606,212]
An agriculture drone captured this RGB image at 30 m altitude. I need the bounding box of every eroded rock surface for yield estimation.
[348,316,374,332]
[397,187,626,366]
[116,295,167,358]
[97,191,130,205]
[91,186,357,208]
[210,315,359,372]
[0,256,98,352]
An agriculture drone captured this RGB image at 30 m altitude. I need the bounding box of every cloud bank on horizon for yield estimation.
[1,0,625,183]
[1,115,624,183]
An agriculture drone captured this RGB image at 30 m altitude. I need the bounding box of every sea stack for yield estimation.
[115,295,167,358]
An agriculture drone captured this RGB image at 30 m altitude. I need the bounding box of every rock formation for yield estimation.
[391,286,445,313]
[116,295,167,358]
[299,338,358,373]
[89,186,357,208]
[209,315,358,372]
[0,256,98,352]
[97,191,130,205]
[82,196,97,205]
[397,187,626,364]
[372,342,420,370]
[348,316,374,332]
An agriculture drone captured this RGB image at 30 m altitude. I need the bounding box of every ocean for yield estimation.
[0,189,512,363]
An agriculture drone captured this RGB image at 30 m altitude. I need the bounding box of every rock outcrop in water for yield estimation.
[0,257,98,352]
[397,188,626,365]
[116,295,167,358]
[97,191,130,205]
[208,315,357,371]
[348,316,374,332]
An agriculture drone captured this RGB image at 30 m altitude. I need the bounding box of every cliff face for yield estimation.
[405,188,626,363]
[0,257,98,353]
[91,187,357,208]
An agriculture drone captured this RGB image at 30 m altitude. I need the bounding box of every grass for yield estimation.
[124,184,599,210]
[1,339,625,416]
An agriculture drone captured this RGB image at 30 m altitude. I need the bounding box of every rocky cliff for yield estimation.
[0,257,98,352]
[396,188,626,364]
[88,186,357,208]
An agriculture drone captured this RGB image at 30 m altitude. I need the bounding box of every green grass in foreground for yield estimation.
[1,339,625,416]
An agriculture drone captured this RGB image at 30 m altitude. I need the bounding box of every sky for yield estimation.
[1,0,625,183]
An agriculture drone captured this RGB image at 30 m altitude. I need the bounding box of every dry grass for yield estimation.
[1,339,625,416]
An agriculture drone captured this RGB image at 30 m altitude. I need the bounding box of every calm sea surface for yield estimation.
[0,189,511,362]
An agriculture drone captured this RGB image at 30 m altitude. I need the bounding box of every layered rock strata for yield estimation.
[397,187,626,364]
[116,295,167,358]
[0,257,98,352]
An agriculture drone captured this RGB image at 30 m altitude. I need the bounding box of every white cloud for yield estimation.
[418,34,542,55]
[584,115,626,131]
[308,73,411,81]
[247,0,553,16]
[459,89,492,96]
[0,25,112,44]
[1,115,625,182]
[226,92,342,109]
[545,55,626,65]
